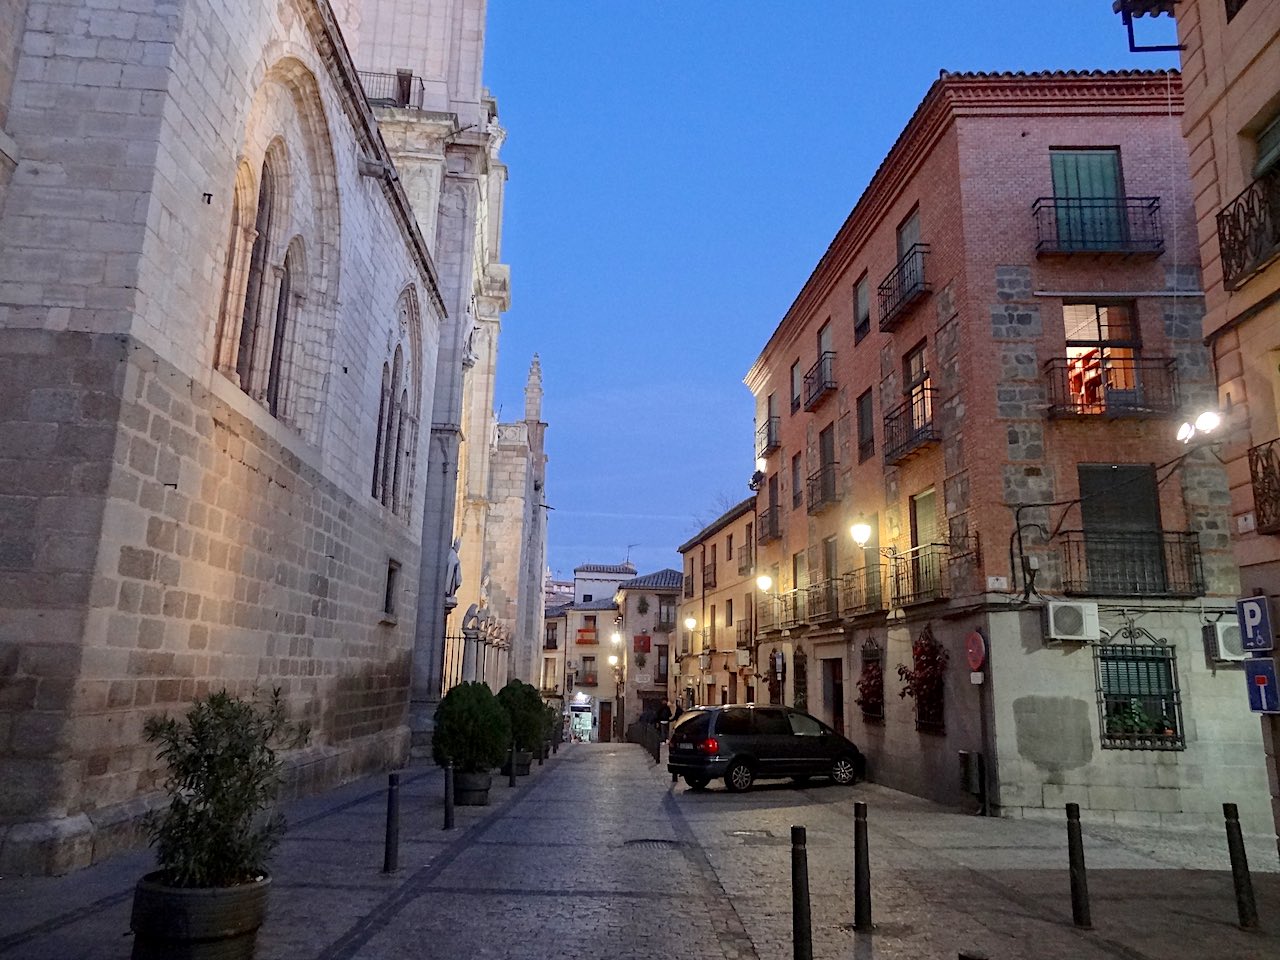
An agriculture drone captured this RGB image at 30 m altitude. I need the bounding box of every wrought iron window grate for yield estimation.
[1095,644,1185,751]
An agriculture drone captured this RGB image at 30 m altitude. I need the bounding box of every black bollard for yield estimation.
[1065,802,1091,929]
[854,801,872,931]
[508,741,517,787]
[443,763,455,830]
[791,825,813,960]
[382,772,400,873]
[1223,803,1258,929]
[539,741,545,766]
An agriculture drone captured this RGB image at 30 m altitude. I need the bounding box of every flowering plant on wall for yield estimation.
[896,625,948,731]
[854,659,884,721]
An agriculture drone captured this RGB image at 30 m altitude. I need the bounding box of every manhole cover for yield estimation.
[622,838,683,850]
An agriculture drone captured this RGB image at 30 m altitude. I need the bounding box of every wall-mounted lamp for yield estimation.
[683,615,697,632]
[1177,408,1224,444]
[850,516,872,548]
[611,631,622,646]
[755,574,772,592]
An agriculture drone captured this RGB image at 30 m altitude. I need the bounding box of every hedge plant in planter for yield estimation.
[131,688,300,960]
[497,679,544,775]
[432,681,510,804]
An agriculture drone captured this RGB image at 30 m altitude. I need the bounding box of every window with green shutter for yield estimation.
[1051,149,1125,248]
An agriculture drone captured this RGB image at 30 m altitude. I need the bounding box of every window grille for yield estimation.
[1095,644,1184,750]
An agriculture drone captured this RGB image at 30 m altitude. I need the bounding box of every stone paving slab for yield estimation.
[2,743,1279,960]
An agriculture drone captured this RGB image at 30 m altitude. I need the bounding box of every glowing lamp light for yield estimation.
[1194,410,1221,434]
[850,517,872,547]
[755,574,773,592]
[611,632,622,645]
[1176,421,1196,443]
[607,654,619,667]
[684,616,696,631]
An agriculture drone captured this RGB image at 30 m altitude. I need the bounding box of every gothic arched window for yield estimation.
[237,160,275,389]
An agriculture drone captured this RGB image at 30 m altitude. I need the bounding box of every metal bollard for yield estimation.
[1223,802,1258,929]
[539,742,545,766]
[443,763,455,830]
[854,801,872,931]
[1065,802,1091,929]
[791,826,813,960]
[382,772,400,873]
[508,741,517,787]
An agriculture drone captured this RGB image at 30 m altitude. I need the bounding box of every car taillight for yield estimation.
[699,737,718,755]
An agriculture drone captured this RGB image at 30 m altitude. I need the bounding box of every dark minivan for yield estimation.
[667,704,864,791]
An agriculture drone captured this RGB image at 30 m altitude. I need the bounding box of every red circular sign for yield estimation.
[965,630,987,671]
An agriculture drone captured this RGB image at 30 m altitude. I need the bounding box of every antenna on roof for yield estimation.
[625,543,640,562]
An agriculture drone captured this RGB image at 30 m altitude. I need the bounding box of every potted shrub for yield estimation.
[497,680,543,775]
[432,681,510,804]
[130,688,297,960]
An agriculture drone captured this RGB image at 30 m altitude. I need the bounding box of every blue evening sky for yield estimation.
[484,1,1177,580]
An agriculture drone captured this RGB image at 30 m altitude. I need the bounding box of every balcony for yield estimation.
[806,463,839,514]
[889,544,950,606]
[883,388,940,464]
[357,70,426,110]
[544,636,558,651]
[1218,168,1280,291]
[581,672,599,687]
[737,544,753,575]
[757,506,781,544]
[757,596,778,632]
[736,620,753,648]
[802,352,837,411]
[839,566,886,616]
[1249,437,1280,534]
[1032,197,1163,257]
[1059,530,1205,597]
[683,574,694,598]
[878,243,931,332]
[654,618,675,633]
[702,565,717,590]
[576,629,598,645]
[779,588,807,629]
[1044,356,1178,418]
[807,579,840,623]
[756,417,781,458]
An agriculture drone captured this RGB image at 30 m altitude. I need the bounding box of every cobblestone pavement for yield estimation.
[1,742,1278,959]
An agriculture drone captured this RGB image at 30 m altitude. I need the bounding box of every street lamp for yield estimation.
[607,654,622,740]
[755,574,772,592]
[611,631,622,646]
[850,515,872,548]
[1177,407,1225,444]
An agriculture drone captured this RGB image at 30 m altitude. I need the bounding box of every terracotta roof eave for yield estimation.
[677,497,757,554]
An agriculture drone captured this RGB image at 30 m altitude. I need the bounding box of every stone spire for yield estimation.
[524,354,543,421]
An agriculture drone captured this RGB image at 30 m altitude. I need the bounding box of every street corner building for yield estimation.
[0,0,466,873]
[740,69,1273,832]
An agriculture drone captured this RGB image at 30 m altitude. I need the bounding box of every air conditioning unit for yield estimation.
[1204,620,1249,662]
[1044,601,1101,642]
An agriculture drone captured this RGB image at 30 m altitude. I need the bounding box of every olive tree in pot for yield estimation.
[497,680,543,776]
[131,688,300,960]
[431,681,510,805]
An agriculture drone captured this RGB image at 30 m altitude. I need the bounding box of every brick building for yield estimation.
[744,69,1271,829]
[1120,0,1280,854]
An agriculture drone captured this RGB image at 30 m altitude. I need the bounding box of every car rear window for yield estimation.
[752,708,791,735]
[714,708,752,736]
[672,711,710,739]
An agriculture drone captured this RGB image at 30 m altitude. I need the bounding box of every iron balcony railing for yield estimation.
[802,352,837,410]
[757,595,778,632]
[654,619,675,633]
[1043,356,1178,417]
[737,543,753,575]
[878,243,930,332]
[807,579,840,622]
[736,620,753,649]
[581,672,599,687]
[576,629,598,645]
[883,387,939,463]
[757,506,781,544]
[1248,437,1280,534]
[756,416,781,458]
[889,543,949,606]
[702,565,717,590]
[779,588,807,629]
[1217,168,1280,291]
[806,462,839,514]
[357,70,426,109]
[1032,197,1163,256]
[1059,530,1205,597]
[839,566,885,616]
[683,574,694,598]
[544,636,558,651]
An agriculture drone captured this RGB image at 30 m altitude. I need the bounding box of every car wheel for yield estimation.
[725,760,754,792]
[685,775,709,791]
[831,754,859,785]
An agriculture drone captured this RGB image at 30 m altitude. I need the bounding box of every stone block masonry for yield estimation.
[0,330,418,874]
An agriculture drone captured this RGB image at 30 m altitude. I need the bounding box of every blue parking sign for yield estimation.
[1245,658,1280,714]
[1236,597,1275,652]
